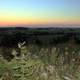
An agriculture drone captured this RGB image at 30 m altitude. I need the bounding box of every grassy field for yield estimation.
[0,43,80,80]
[0,27,80,80]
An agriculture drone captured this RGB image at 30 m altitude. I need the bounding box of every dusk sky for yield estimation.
[0,0,80,27]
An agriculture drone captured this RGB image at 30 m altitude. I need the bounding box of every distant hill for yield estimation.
[0,27,80,47]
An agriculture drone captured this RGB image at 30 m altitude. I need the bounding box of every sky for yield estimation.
[0,0,80,27]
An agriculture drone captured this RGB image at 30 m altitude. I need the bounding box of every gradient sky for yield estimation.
[0,0,80,27]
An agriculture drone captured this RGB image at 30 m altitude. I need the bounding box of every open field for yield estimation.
[0,27,80,80]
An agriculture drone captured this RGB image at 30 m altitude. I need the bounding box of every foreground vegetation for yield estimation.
[0,43,80,80]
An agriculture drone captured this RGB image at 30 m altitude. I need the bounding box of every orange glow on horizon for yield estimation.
[0,17,80,27]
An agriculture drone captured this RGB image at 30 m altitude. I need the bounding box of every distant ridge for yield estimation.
[0,26,80,32]
[0,27,80,47]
